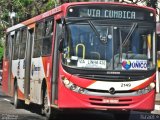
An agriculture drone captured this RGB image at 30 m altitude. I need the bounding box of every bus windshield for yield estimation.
[62,20,155,71]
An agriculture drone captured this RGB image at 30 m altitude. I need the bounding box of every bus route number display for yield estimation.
[77,59,106,68]
[81,9,136,20]
[67,5,155,21]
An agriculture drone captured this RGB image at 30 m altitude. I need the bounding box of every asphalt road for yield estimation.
[0,85,160,120]
[0,85,46,120]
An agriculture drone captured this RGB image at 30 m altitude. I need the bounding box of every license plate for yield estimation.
[103,99,119,103]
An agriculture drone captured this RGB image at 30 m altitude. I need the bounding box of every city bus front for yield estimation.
[58,3,156,112]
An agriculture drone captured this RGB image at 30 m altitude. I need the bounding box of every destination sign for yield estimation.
[82,9,136,19]
[67,4,155,21]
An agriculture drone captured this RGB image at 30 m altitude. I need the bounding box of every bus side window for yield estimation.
[44,19,53,36]
[35,40,42,57]
[13,30,20,60]
[19,44,26,59]
[42,19,54,56]
[19,28,27,59]
[34,22,43,58]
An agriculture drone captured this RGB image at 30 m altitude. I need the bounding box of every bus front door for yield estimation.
[24,28,34,104]
[8,32,14,95]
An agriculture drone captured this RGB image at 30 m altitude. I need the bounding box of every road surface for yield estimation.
[0,85,160,120]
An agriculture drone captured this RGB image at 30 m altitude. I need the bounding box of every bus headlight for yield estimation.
[137,82,155,95]
[61,76,86,94]
[63,79,70,85]
[61,76,70,86]
[78,88,85,94]
[70,84,77,90]
[149,82,155,89]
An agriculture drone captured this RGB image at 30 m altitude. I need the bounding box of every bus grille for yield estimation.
[90,103,130,106]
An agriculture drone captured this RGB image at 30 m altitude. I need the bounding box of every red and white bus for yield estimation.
[2,2,157,119]
[156,23,160,93]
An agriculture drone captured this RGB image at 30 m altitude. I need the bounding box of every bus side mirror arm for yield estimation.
[61,17,65,26]
[58,38,64,52]
[59,17,66,52]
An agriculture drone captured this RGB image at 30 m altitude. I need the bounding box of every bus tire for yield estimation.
[41,87,56,120]
[13,83,23,108]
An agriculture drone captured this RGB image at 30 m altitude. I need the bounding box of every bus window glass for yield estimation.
[19,44,26,59]
[34,22,43,58]
[34,39,42,57]
[42,19,53,56]
[13,46,19,60]
[21,28,27,42]
[62,23,113,69]
[15,31,20,44]
[62,21,155,70]
[13,31,20,60]
[18,29,27,59]
[44,20,53,36]
[113,27,154,70]
[35,22,43,40]
[42,37,52,55]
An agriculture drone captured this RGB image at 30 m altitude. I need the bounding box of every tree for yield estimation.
[0,0,57,60]
[146,0,157,9]
[0,0,159,60]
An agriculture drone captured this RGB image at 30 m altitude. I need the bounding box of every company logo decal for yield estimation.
[31,63,41,76]
[122,59,148,70]
[31,63,34,76]
[17,61,20,76]
[122,60,131,70]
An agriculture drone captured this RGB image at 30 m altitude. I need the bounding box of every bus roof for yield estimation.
[6,2,156,33]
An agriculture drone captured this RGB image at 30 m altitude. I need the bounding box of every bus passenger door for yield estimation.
[7,32,14,95]
[24,27,34,104]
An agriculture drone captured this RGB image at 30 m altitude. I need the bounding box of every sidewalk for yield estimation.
[156,93,160,103]
[153,93,160,115]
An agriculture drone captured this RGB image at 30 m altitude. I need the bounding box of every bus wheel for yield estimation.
[13,83,23,108]
[41,88,55,120]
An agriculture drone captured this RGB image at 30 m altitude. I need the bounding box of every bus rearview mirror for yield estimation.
[61,17,65,26]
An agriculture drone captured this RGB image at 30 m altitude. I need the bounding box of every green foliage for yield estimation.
[0,0,156,50]
[0,0,58,49]
[0,47,4,60]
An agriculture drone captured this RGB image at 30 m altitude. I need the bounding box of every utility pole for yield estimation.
[9,10,16,26]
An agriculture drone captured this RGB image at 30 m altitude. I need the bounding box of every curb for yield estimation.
[156,93,160,102]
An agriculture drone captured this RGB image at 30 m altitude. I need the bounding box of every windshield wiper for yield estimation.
[122,23,138,46]
[120,23,138,60]
[122,23,138,47]
[88,20,101,39]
